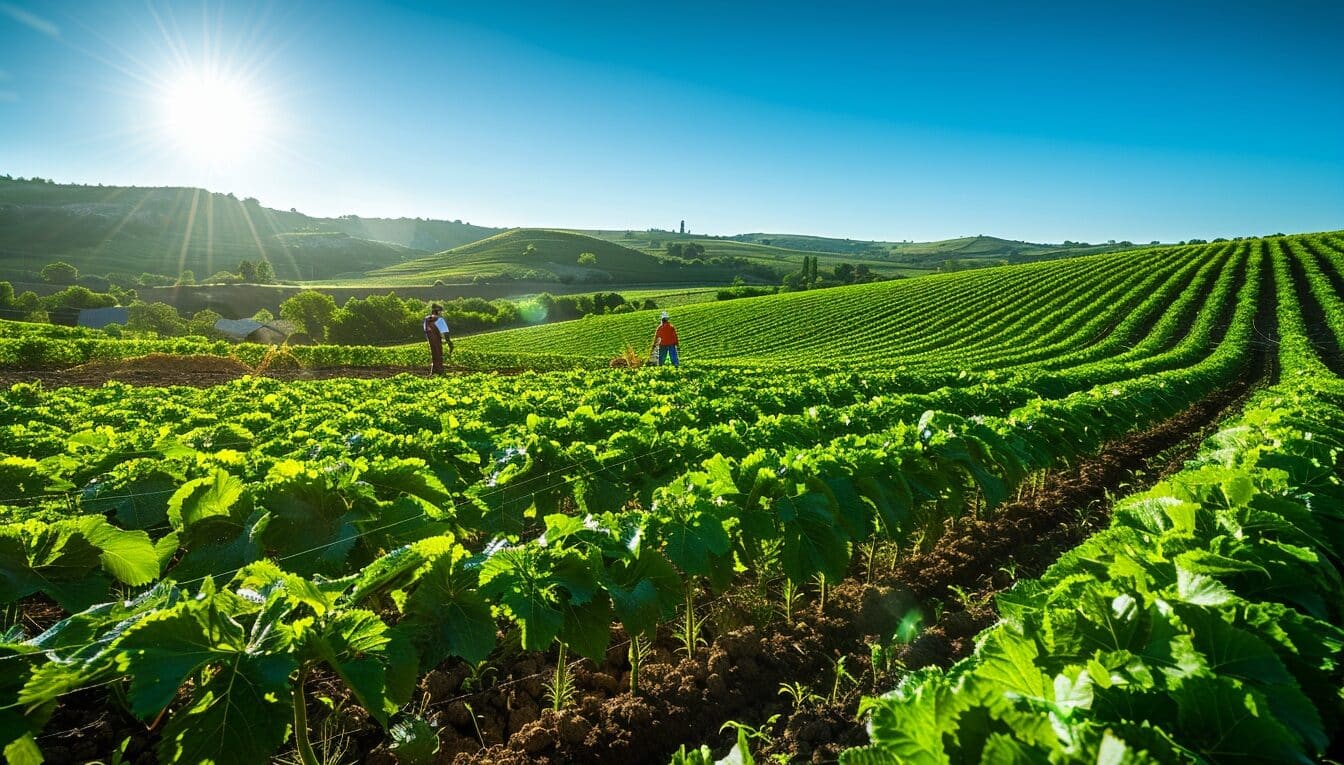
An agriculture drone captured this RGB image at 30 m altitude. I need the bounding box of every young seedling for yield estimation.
[778,578,801,625]
[543,642,577,711]
[463,703,486,748]
[460,659,498,693]
[827,656,856,704]
[778,681,821,708]
[628,633,651,695]
[719,714,782,759]
[676,586,708,656]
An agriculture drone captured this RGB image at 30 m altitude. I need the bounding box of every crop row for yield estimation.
[829,258,1344,763]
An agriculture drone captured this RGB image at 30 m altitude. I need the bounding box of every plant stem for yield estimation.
[628,635,642,695]
[679,583,700,656]
[293,665,320,765]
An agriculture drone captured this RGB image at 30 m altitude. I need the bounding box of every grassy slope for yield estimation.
[454,239,1173,361]
[729,232,1131,262]
[0,178,501,280]
[367,228,764,286]
[575,230,928,277]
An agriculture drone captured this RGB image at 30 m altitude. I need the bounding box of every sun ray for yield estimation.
[234,194,272,275]
[177,187,201,279]
[92,188,153,260]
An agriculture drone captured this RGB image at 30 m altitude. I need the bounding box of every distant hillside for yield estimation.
[730,232,1131,263]
[577,230,925,277]
[0,177,501,281]
[368,228,774,286]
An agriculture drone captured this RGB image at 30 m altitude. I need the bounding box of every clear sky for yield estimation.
[1,0,1341,243]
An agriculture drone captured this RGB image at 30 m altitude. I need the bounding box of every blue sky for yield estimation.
[1,0,1341,243]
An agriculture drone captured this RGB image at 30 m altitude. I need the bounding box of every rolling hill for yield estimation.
[0,177,501,281]
[367,228,773,286]
[577,231,927,277]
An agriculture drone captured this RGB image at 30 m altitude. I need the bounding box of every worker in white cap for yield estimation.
[651,310,680,367]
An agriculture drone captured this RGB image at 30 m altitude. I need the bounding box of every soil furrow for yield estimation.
[394,371,1261,765]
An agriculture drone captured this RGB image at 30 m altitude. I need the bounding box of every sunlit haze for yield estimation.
[1,0,1341,242]
[158,67,269,165]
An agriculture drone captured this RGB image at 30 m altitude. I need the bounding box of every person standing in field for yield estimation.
[652,310,680,367]
[423,304,452,375]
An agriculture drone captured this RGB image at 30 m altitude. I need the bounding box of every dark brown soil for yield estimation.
[0,354,512,388]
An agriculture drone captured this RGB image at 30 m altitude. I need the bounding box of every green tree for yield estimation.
[577,252,598,265]
[0,281,14,307]
[327,293,423,344]
[14,291,41,312]
[186,309,224,338]
[280,290,338,341]
[175,270,196,286]
[833,262,856,284]
[40,286,117,311]
[41,261,79,285]
[253,308,275,322]
[204,270,242,284]
[137,273,174,287]
[237,260,258,283]
[127,301,186,336]
[255,260,275,284]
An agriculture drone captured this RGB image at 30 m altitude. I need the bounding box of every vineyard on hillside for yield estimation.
[0,232,1342,764]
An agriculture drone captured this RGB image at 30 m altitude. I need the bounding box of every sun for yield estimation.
[159,68,268,164]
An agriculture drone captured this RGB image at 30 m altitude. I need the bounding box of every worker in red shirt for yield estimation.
[651,310,680,367]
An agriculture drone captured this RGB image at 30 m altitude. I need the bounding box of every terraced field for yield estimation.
[0,232,1341,764]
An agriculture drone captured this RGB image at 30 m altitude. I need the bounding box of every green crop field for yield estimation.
[1,231,1343,765]
[452,238,1231,365]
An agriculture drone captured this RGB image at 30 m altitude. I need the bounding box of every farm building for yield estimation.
[212,318,298,344]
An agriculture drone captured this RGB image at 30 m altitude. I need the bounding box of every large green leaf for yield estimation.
[256,465,365,576]
[602,549,682,638]
[170,508,270,583]
[659,500,731,577]
[1172,675,1312,764]
[0,520,110,610]
[167,469,246,531]
[116,604,246,718]
[479,546,564,652]
[79,517,158,586]
[776,491,849,584]
[559,594,613,662]
[400,552,497,666]
[155,651,296,765]
[311,609,416,727]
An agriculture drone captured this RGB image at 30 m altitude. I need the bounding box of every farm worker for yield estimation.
[423,304,452,375]
[652,310,680,367]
